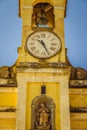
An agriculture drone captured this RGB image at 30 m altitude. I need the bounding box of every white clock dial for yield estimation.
[26,31,61,59]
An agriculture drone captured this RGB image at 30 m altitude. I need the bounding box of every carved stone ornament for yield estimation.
[0,66,16,86]
[0,66,10,79]
[31,95,55,130]
[70,67,87,80]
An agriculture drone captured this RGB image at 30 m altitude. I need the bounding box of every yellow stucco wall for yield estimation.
[0,87,17,107]
[0,87,87,129]
[26,82,61,130]
[69,88,87,107]
[0,112,16,130]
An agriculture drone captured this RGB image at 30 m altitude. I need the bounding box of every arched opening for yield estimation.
[32,3,55,29]
[31,95,55,129]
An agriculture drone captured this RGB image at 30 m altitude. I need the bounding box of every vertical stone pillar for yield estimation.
[60,76,71,130]
[16,73,27,130]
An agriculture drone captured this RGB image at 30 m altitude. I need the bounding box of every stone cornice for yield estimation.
[0,79,17,87]
[0,111,16,118]
[69,88,87,95]
[70,113,87,122]
[70,80,87,88]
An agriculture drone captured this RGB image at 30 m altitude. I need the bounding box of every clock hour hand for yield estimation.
[37,39,49,55]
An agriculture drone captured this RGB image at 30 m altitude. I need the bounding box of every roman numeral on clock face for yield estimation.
[50,47,56,51]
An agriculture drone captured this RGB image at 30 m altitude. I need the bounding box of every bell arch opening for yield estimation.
[32,2,55,29]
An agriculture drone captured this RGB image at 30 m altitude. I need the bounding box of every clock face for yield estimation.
[26,31,61,59]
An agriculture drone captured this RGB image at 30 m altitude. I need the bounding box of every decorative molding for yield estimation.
[70,67,87,80]
[70,80,87,87]
[18,62,67,68]
[69,89,87,95]
[54,6,65,10]
[16,62,71,75]
[0,66,17,87]
[22,6,65,10]
[70,107,87,113]
[23,6,33,9]
[71,118,87,122]
[0,79,17,87]
[0,111,16,118]
[0,87,17,93]
[0,107,16,112]
[0,66,10,79]
[70,113,87,122]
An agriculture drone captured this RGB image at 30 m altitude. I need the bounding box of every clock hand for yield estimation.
[41,40,49,55]
[37,39,49,55]
[37,39,41,43]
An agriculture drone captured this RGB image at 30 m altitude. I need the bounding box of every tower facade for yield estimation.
[16,0,71,130]
[0,0,87,130]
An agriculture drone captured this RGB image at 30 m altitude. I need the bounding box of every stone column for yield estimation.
[60,75,71,130]
[16,73,27,130]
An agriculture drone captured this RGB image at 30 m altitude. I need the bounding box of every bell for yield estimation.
[38,16,48,25]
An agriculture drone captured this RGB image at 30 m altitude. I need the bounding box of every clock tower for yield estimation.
[16,0,71,130]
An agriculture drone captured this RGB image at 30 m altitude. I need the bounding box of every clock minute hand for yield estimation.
[41,40,49,55]
[37,39,49,55]
[37,39,42,43]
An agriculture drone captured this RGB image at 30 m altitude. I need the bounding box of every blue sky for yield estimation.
[0,0,87,70]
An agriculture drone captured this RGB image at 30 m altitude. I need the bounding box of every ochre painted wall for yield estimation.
[26,82,61,130]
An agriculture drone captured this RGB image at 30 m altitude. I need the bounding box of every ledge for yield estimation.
[0,79,17,87]
[70,107,87,113]
[70,80,87,88]
[0,111,16,118]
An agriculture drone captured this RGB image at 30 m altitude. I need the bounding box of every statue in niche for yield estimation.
[35,102,51,129]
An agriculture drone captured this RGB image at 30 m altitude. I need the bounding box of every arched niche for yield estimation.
[31,95,55,130]
[32,2,55,29]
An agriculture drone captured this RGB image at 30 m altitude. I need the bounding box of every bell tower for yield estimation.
[16,0,71,130]
[17,0,67,64]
